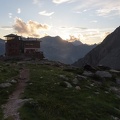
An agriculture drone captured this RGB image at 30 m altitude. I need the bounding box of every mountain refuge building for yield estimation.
[4,34,44,59]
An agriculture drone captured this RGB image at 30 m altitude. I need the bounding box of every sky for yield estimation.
[0,0,120,44]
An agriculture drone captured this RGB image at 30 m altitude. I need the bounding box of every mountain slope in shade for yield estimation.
[40,36,96,64]
[73,26,120,69]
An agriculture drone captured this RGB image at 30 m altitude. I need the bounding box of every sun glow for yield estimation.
[60,33,70,40]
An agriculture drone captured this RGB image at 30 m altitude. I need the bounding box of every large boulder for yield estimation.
[0,83,12,88]
[83,71,94,77]
[95,71,112,78]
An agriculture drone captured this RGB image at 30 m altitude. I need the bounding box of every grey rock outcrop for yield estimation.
[64,81,72,88]
[75,86,81,90]
[0,83,12,88]
[10,79,17,83]
[83,71,94,77]
[76,75,87,80]
[59,75,69,81]
[72,78,79,85]
[95,71,112,78]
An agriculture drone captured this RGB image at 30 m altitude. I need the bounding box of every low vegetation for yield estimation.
[19,63,120,120]
[0,61,119,120]
[0,62,19,119]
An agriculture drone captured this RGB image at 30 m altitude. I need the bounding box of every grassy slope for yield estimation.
[20,64,120,120]
[0,62,19,119]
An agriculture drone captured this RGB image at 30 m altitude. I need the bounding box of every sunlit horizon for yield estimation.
[0,0,119,44]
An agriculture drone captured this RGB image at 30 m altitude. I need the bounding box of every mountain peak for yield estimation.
[71,40,83,46]
[114,26,120,33]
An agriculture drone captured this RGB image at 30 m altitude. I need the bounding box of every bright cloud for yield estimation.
[0,0,119,44]
[33,0,39,4]
[52,0,73,4]
[13,18,49,37]
[39,11,54,16]
[0,26,13,30]
[74,0,120,16]
[58,26,114,44]
[67,35,81,42]
[97,7,120,16]
[17,8,21,14]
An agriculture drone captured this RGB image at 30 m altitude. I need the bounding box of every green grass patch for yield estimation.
[19,64,120,120]
[0,62,19,119]
[0,62,19,83]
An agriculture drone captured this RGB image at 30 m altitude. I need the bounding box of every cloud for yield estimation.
[80,28,114,44]
[60,26,87,30]
[60,27,106,44]
[52,0,74,4]
[101,1,120,16]
[8,13,12,18]
[13,18,49,37]
[97,7,120,16]
[39,11,54,16]
[101,32,111,38]
[33,0,39,4]
[74,0,120,16]
[0,26,13,30]
[90,20,98,23]
[75,27,88,30]
[17,8,21,14]
[67,35,81,42]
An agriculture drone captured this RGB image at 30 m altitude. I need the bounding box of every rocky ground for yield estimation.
[0,60,120,120]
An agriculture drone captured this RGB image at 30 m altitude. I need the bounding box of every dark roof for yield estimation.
[4,34,20,37]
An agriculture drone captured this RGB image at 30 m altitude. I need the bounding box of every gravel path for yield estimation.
[2,69,29,120]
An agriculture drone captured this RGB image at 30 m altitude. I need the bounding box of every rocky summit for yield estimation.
[73,26,120,70]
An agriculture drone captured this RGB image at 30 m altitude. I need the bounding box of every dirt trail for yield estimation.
[3,69,29,120]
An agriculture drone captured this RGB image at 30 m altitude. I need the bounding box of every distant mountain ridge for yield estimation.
[73,26,120,69]
[71,40,83,46]
[0,36,96,64]
[40,36,96,64]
